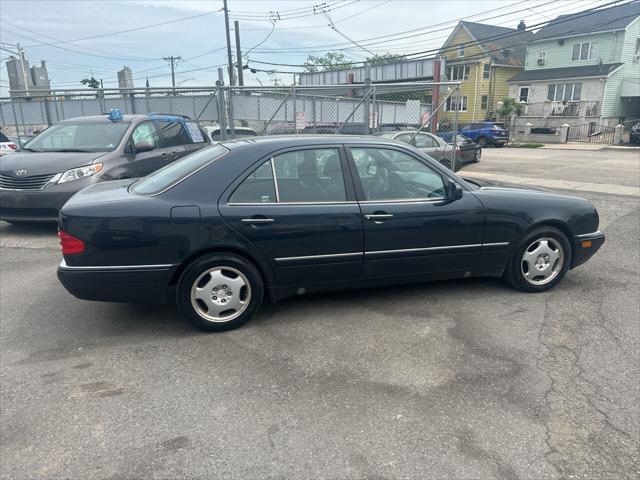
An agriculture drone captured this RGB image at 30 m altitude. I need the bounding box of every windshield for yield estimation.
[132,144,229,195]
[23,121,130,152]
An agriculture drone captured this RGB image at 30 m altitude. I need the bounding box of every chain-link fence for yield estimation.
[1,81,462,143]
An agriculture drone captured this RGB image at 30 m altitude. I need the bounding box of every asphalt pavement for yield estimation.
[1,147,638,479]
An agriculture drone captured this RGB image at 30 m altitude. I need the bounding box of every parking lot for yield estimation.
[1,146,638,479]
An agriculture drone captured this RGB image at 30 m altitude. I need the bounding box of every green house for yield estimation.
[508,2,639,128]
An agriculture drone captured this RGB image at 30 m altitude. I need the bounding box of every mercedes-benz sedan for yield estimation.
[57,136,604,331]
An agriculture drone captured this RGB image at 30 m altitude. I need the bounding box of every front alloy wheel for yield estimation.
[504,226,572,292]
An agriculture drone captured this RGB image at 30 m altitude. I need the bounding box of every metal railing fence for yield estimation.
[1,81,461,143]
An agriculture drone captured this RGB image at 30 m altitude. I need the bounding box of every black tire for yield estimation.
[478,136,488,148]
[504,226,572,293]
[473,148,481,163]
[176,253,264,331]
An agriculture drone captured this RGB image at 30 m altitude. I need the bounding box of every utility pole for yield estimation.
[223,0,235,85]
[234,20,244,86]
[163,56,182,93]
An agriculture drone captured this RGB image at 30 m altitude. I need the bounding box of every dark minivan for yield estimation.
[0,111,210,222]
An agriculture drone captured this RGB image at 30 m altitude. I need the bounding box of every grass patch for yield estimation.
[508,143,545,148]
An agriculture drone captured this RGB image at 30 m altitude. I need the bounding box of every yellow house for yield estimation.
[438,20,533,123]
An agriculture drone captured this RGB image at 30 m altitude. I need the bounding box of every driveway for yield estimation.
[1,147,638,479]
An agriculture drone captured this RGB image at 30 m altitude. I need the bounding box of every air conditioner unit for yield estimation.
[537,58,546,65]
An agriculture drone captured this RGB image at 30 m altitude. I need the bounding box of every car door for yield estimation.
[125,121,168,178]
[218,146,364,287]
[414,132,446,164]
[154,120,189,165]
[347,145,484,280]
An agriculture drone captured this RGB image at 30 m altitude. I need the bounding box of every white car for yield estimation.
[0,131,18,156]
[204,125,257,142]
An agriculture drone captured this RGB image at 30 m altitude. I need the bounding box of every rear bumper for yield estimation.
[57,259,174,304]
[571,231,605,268]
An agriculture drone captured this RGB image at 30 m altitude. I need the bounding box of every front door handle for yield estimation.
[161,152,170,159]
[241,218,275,224]
[365,213,394,221]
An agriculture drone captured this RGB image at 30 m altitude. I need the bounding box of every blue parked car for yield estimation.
[439,122,509,148]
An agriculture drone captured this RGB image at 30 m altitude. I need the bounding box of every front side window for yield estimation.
[350,148,445,201]
[23,121,130,152]
[229,148,347,204]
[155,121,190,147]
[131,122,161,148]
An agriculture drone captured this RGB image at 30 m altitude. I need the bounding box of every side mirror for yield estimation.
[134,141,155,154]
[446,180,463,201]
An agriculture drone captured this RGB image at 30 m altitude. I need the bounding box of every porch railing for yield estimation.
[519,101,599,118]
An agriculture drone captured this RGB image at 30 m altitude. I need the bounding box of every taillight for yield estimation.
[58,230,85,255]
[8,143,17,150]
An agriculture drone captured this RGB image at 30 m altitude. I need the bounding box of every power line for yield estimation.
[19,9,224,48]
[246,0,637,70]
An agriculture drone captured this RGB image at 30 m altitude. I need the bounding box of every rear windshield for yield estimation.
[131,144,228,195]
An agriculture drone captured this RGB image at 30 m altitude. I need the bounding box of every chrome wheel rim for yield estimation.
[475,149,481,161]
[521,237,564,286]
[190,267,251,323]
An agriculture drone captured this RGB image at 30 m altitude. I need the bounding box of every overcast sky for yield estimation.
[0,0,614,94]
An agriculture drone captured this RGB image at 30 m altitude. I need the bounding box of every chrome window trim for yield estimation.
[359,197,445,205]
[59,259,175,271]
[227,201,358,206]
[274,252,363,262]
[482,242,510,247]
[270,157,280,203]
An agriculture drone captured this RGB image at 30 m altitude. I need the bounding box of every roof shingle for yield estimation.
[507,63,623,82]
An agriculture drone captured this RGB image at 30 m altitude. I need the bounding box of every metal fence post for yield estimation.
[363,64,371,135]
[10,100,21,143]
[130,91,137,114]
[228,87,236,137]
[216,68,228,141]
[292,84,297,134]
[450,85,460,171]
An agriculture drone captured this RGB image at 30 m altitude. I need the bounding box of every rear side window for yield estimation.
[155,121,190,147]
[132,144,228,195]
[184,121,205,143]
[229,148,347,204]
[415,134,437,148]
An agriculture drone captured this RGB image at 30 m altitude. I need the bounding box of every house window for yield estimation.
[634,38,640,62]
[446,65,470,81]
[547,83,582,101]
[458,44,465,57]
[480,95,488,110]
[483,64,490,79]
[518,86,530,103]
[572,42,599,61]
[445,96,468,112]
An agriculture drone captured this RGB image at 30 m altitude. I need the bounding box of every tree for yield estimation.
[496,97,525,119]
[302,52,350,73]
[81,77,100,89]
[365,53,406,65]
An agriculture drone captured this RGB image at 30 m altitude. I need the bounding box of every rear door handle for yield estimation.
[241,218,275,224]
[365,214,394,221]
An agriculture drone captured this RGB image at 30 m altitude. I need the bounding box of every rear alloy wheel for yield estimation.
[504,226,572,292]
[478,136,488,148]
[473,148,481,163]
[177,254,263,331]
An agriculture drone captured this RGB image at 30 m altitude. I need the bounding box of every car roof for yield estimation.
[59,113,191,124]
[219,135,410,150]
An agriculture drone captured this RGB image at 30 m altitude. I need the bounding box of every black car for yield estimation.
[57,136,604,332]
[0,111,210,222]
